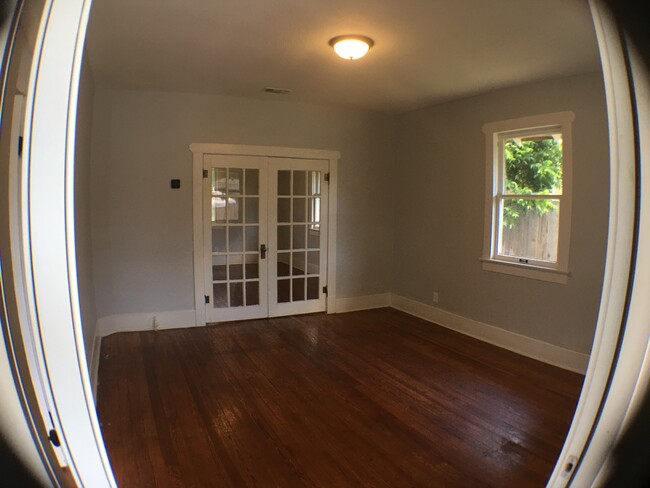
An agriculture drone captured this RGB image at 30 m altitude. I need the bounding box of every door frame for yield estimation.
[190,143,340,326]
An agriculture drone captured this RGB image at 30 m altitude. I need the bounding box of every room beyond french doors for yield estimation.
[201,152,330,323]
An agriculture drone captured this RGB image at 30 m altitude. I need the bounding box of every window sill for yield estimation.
[480,258,569,284]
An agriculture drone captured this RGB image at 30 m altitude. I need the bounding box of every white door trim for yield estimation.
[190,143,340,325]
[547,2,650,486]
[16,0,117,486]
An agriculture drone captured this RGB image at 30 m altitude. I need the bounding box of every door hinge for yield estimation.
[48,429,61,447]
[322,286,328,295]
[324,172,330,183]
[202,169,208,178]
[18,136,23,157]
[205,295,210,304]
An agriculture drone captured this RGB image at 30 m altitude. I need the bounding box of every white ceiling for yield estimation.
[86,0,601,113]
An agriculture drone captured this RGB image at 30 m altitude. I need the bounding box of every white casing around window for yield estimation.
[481,111,575,284]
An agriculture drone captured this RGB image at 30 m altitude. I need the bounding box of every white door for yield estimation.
[268,158,329,317]
[203,155,328,322]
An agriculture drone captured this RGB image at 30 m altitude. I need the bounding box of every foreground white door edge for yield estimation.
[25,0,116,486]
[547,2,649,487]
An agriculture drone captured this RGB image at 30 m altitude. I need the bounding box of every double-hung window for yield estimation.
[482,112,574,283]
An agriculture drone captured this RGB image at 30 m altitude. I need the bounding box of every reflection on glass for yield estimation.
[308,171,321,196]
[278,279,290,303]
[293,198,306,223]
[212,255,227,281]
[212,227,226,253]
[245,169,259,195]
[227,197,243,223]
[293,278,305,301]
[307,277,319,300]
[245,254,259,279]
[228,168,243,194]
[499,199,560,262]
[246,282,259,306]
[214,283,227,308]
[229,260,243,280]
[245,197,259,224]
[278,225,291,250]
[277,252,291,277]
[230,282,243,307]
[212,197,227,223]
[293,171,306,195]
[307,230,320,249]
[278,171,291,196]
[278,198,291,223]
[293,225,306,249]
[229,226,243,252]
[292,252,306,275]
[214,168,226,193]
[307,251,319,274]
[245,226,258,252]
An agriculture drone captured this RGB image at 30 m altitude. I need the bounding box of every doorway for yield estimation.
[191,144,339,324]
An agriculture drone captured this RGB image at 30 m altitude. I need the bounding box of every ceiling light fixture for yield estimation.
[328,35,374,60]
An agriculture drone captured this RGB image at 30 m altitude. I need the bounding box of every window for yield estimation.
[482,112,574,283]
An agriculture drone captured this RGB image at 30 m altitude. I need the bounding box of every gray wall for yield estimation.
[393,72,609,354]
[75,57,97,363]
[90,88,397,317]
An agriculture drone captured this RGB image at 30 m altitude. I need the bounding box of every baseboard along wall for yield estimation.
[389,294,589,374]
[93,295,588,374]
[89,335,102,402]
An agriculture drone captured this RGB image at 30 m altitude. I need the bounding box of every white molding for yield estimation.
[335,293,392,313]
[96,310,197,337]
[481,259,569,284]
[89,336,101,403]
[190,143,340,319]
[482,111,575,278]
[190,142,340,161]
[550,4,650,486]
[24,0,117,486]
[390,294,589,374]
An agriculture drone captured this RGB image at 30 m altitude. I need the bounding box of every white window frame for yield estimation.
[481,111,575,284]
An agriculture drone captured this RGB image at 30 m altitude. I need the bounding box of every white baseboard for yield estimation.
[96,309,197,337]
[335,293,392,313]
[390,294,589,374]
[89,335,101,403]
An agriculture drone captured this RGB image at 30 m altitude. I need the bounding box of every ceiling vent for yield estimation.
[264,87,292,95]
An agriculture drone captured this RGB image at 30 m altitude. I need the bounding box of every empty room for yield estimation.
[78,0,609,486]
[5,0,625,486]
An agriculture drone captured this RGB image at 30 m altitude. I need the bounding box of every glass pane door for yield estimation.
[204,155,267,322]
[269,159,328,317]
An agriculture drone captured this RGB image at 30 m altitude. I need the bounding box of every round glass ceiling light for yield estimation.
[329,35,374,60]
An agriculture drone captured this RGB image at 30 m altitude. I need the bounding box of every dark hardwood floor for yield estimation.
[96,308,583,487]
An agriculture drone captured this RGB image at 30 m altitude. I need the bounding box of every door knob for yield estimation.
[260,244,267,259]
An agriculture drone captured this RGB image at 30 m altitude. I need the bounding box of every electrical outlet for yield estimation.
[432,291,439,303]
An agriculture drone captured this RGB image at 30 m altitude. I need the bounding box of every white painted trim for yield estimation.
[96,310,197,337]
[482,111,575,279]
[335,293,392,313]
[190,142,340,161]
[24,0,116,486]
[326,157,338,313]
[190,143,340,319]
[547,3,641,486]
[191,148,206,326]
[89,336,101,403]
[390,294,589,374]
[481,259,569,284]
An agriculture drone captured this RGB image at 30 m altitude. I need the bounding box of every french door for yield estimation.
[203,154,328,323]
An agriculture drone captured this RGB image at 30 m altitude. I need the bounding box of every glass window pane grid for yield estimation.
[498,130,564,196]
[211,166,263,309]
[495,196,560,264]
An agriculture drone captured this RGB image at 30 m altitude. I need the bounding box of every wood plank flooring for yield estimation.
[96,308,583,487]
